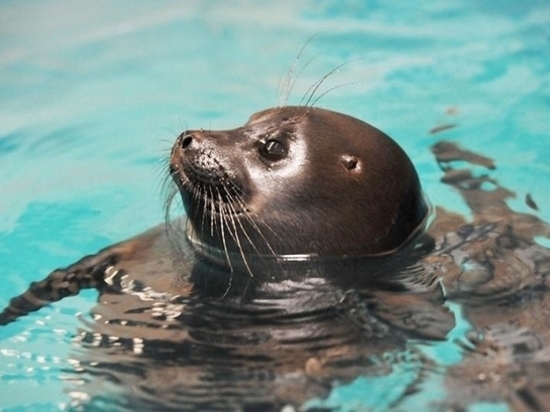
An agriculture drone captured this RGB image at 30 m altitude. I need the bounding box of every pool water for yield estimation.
[1,1,549,410]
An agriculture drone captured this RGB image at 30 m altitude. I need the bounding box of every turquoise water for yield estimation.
[1,1,549,410]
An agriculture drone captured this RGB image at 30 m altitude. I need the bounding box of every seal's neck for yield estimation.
[184,217,426,269]
[182,218,438,299]
[185,223,317,265]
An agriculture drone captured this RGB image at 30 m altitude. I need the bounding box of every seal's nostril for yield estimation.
[181,135,193,149]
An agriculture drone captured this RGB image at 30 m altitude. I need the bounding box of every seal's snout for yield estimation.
[171,128,246,198]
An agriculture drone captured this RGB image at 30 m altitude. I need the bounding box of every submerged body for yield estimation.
[1,107,549,410]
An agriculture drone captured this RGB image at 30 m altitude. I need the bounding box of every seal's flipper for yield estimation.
[0,250,120,326]
[0,225,172,326]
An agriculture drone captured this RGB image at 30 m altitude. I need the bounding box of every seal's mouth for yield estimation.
[170,160,248,216]
[181,158,230,187]
[201,188,248,216]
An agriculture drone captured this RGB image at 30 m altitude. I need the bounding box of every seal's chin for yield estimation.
[199,194,248,216]
[170,163,248,217]
[186,223,315,262]
[186,225,314,265]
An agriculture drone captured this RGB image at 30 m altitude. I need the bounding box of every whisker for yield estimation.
[222,187,266,254]
[278,35,317,107]
[227,187,282,263]
[309,81,365,109]
[163,186,186,255]
[300,59,363,108]
[232,192,282,248]
[215,187,234,276]
[220,191,257,280]
[186,182,204,252]
[287,54,318,107]
[208,185,216,237]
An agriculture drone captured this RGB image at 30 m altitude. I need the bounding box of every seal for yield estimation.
[0,105,431,321]
[0,105,448,410]
[170,105,428,264]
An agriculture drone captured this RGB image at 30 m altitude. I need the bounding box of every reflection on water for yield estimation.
[63,243,455,411]
[26,214,448,411]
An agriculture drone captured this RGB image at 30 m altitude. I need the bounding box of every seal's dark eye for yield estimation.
[260,139,286,160]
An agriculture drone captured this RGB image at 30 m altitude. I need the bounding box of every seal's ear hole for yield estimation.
[342,155,359,171]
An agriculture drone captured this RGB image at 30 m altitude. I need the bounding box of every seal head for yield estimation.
[170,106,427,262]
